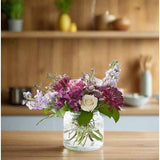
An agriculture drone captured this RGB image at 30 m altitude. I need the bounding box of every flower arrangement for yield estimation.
[23,60,123,150]
[24,60,123,125]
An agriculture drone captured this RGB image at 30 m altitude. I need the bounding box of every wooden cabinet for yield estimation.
[1,0,159,108]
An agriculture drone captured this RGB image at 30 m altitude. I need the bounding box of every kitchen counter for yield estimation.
[1,98,159,115]
[2,131,158,160]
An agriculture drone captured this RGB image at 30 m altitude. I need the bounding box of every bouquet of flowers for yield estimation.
[23,60,123,150]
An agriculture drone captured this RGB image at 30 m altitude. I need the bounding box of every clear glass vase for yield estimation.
[63,111,104,151]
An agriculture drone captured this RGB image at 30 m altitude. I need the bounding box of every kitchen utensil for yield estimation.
[139,55,153,72]
[144,55,153,70]
[94,11,116,30]
[8,87,32,105]
[124,93,150,106]
[111,18,130,30]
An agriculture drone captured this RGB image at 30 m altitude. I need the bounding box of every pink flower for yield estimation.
[67,79,85,90]
[53,76,70,91]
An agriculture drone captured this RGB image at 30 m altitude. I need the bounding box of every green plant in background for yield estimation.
[55,0,74,32]
[55,0,72,13]
[1,0,24,19]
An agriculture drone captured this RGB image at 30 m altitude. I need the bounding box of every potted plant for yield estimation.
[55,0,73,32]
[2,0,24,32]
[1,0,8,30]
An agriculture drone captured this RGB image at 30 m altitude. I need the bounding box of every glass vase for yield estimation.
[63,111,104,151]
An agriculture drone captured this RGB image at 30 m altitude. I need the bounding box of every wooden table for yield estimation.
[2,131,159,160]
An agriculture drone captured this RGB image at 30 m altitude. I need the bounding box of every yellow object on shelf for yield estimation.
[58,13,71,32]
[70,23,77,32]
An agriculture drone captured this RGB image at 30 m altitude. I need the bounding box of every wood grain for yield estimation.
[1,131,159,160]
[1,0,159,105]
[1,38,159,103]
[1,98,159,115]
[1,31,159,39]
[21,0,159,31]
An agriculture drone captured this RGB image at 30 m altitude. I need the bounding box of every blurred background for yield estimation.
[1,0,159,131]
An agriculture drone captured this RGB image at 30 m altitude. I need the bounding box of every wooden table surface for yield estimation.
[2,131,159,160]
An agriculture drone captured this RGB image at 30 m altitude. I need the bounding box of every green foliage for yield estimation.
[112,107,120,123]
[98,104,120,123]
[54,103,72,118]
[37,103,71,125]
[36,113,54,126]
[54,106,68,118]
[1,0,24,19]
[43,104,54,114]
[89,131,103,141]
[98,104,112,118]
[76,111,93,126]
[55,0,72,14]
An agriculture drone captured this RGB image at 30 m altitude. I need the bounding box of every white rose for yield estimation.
[81,95,98,112]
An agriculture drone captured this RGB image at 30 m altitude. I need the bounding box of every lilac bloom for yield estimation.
[25,90,57,110]
[23,91,32,99]
[102,61,121,87]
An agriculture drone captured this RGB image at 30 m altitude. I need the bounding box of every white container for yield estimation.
[8,19,23,32]
[124,94,150,106]
[140,70,152,97]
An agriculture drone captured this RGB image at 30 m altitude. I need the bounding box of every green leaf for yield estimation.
[76,111,93,126]
[3,0,24,19]
[89,131,103,141]
[97,100,104,107]
[36,113,54,126]
[43,104,54,114]
[54,105,70,118]
[98,104,112,118]
[98,104,120,123]
[94,130,103,139]
[112,107,120,123]
[55,0,72,13]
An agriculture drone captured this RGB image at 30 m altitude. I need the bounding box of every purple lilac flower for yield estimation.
[55,87,84,111]
[22,91,33,105]
[25,90,57,110]
[55,78,85,111]
[94,77,102,86]
[66,88,84,111]
[100,86,123,110]
[53,76,70,91]
[102,61,121,87]
[43,91,57,104]
[92,90,103,99]
[55,88,67,108]
[55,97,66,109]
[23,91,32,99]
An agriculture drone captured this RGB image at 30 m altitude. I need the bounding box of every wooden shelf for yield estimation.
[1,98,159,116]
[1,31,159,39]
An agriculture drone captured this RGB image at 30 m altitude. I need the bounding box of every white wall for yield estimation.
[2,115,159,131]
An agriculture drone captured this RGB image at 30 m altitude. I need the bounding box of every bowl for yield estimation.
[124,93,150,106]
